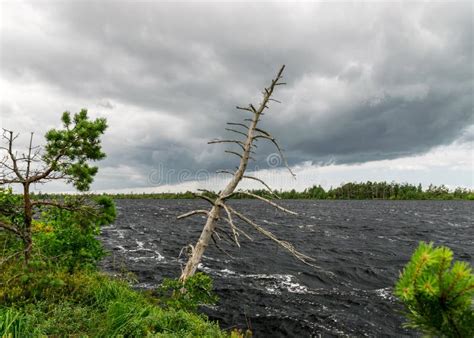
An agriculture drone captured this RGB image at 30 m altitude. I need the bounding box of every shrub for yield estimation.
[0,188,24,256]
[395,242,474,337]
[34,197,116,272]
[93,195,117,226]
[157,273,219,312]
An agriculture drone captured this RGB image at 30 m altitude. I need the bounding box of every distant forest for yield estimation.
[104,182,473,200]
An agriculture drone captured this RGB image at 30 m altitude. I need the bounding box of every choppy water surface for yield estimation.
[99,200,473,337]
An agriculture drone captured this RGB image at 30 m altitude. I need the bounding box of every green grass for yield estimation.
[0,266,226,337]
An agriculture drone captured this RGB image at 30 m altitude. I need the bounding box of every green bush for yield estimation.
[0,188,24,255]
[33,196,116,272]
[157,273,219,312]
[93,195,117,226]
[395,242,474,337]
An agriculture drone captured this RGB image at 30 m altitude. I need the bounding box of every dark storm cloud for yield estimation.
[1,1,472,188]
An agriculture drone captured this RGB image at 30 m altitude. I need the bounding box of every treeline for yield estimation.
[104,182,473,200]
[279,182,474,200]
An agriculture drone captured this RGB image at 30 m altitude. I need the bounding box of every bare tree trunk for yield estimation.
[180,205,220,280]
[179,67,281,281]
[178,66,314,282]
[22,182,33,263]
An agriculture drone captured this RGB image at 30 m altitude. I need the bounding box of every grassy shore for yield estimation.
[1,264,225,337]
[0,194,229,337]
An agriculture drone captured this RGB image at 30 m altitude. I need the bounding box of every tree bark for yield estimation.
[22,182,32,263]
[179,205,221,281]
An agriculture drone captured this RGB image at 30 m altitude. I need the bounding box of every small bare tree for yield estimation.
[178,65,315,281]
[0,109,107,262]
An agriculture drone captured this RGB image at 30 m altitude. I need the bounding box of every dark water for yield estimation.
[99,200,473,337]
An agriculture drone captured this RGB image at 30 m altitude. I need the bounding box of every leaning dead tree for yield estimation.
[0,110,107,262]
[178,65,315,282]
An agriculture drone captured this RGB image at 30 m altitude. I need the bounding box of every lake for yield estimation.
[99,199,473,337]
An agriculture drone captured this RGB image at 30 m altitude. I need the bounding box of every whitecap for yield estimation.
[374,287,396,301]
[128,254,165,262]
[243,273,312,294]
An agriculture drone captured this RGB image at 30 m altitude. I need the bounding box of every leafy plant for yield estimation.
[157,273,219,312]
[93,195,117,226]
[0,188,24,253]
[395,242,474,337]
[34,197,116,272]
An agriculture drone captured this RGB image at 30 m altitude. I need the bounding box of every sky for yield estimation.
[0,0,473,193]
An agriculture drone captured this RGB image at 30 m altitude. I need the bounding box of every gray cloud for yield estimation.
[1,1,472,189]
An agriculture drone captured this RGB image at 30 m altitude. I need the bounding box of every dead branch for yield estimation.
[177,210,210,219]
[225,128,248,138]
[0,177,22,185]
[208,139,246,152]
[214,227,238,244]
[219,204,254,241]
[211,233,234,259]
[25,132,34,178]
[219,202,240,247]
[216,169,235,176]
[242,175,280,199]
[236,106,253,113]
[254,134,295,178]
[254,127,270,136]
[227,206,317,267]
[197,189,218,197]
[194,193,216,205]
[227,122,249,130]
[233,190,296,215]
[225,150,244,159]
[2,129,23,181]
[234,226,253,241]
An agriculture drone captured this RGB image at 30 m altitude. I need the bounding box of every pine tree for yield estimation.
[0,109,107,261]
[395,242,474,337]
